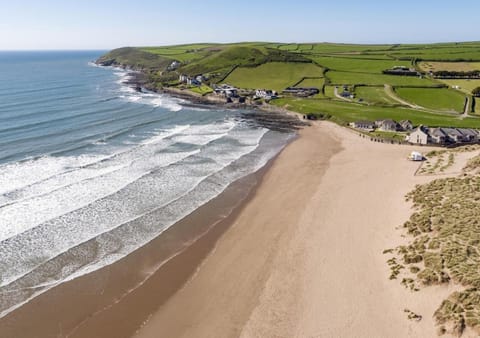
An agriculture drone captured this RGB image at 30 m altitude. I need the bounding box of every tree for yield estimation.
[472,87,480,97]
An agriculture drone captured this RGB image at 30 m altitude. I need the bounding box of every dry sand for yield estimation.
[135,122,458,338]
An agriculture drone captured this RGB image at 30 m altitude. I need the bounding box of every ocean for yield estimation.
[0,51,292,318]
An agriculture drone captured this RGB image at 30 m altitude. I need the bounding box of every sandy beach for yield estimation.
[135,121,457,338]
[1,121,465,338]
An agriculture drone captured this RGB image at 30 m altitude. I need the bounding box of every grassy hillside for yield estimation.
[96,41,480,127]
[354,86,399,105]
[96,47,172,70]
[395,87,467,112]
[224,62,323,91]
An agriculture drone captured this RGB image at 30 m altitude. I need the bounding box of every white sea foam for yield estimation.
[0,60,293,320]
[0,125,290,320]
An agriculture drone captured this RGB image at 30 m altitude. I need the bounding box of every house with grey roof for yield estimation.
[350,120,375,131]
[375,119,399,132]
[429,128,448,144]
[441,128,465,143]
[457,128,479,143]
[399,120,413,131]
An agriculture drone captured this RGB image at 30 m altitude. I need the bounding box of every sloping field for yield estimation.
[395,87,466,112]
[419,61,480,72]
[327,70,438,86]
[439,79,480,94]
[312,56,411,73]
[224,62,324,91]
[355,86,399,105]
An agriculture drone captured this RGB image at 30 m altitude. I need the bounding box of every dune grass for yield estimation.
[385,166,480,336]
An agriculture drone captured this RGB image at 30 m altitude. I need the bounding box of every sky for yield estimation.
[1,0,479,50]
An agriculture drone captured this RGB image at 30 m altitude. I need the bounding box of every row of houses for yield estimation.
[350,119,413,132]
[408,126,480,145]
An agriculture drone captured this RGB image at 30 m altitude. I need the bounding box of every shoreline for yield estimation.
[134,121,455,338]
[0,138,291,338]
[1,118,467,337]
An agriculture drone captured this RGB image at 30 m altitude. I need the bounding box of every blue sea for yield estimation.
[0,51,291,317]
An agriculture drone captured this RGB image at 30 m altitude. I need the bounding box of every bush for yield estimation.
[472,87,480,97]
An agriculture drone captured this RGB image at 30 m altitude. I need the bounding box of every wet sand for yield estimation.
[0,156,274,338]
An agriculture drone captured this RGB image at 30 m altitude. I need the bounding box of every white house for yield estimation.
[408,126,429,145]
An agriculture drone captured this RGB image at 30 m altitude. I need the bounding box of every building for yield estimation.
[376,119,399,132]
[399,120,413,131]
[428,128,447,144]
[214,84,238,98]
[383,66,420,76]
[255,89,277,99]
[350,120,375,131]
[168,61,180,70]
[458,128,479,143]
[407,126,429,145]
[441,128,465,143]
[282,87,319,97]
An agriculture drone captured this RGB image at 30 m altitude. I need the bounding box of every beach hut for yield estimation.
[409,151,424,161]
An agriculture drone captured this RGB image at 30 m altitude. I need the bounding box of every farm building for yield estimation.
[282,87,319,97]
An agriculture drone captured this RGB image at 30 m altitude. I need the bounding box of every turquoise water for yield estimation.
[0,51,291,317]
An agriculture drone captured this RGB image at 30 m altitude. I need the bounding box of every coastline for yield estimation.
[134,121,456,338]
[1,116,465,337]
[0,143,286,338]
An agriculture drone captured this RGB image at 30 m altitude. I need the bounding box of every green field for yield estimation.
[326,70,437,86]
[312,56,411,73]
[395,87,467,112]
[354,86,400,105]
[438,79,480,94]
[188,84,213,95]
[295,77,325,87]
[224,62,323,91]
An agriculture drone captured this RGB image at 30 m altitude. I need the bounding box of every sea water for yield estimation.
[0,51,292,317]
